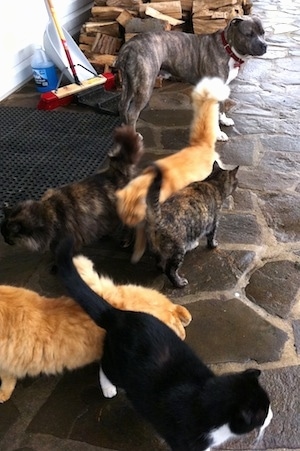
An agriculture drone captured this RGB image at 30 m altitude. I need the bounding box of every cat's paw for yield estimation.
[217,129,229,142]
[173,276,189,288]
[99,367,117,398]
[0,389,12,403]
[207,240,218,249]
[102,385,117,399]
[219,112,235,127]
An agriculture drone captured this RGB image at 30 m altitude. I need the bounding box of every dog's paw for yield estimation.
[219,112,234,127]
[217,130,229,141]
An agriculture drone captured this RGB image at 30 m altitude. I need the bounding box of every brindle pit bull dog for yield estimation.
[115,16,267,141]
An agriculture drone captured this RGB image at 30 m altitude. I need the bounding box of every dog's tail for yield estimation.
[189,77,230,147]
[145,163,163,227]
[56,238,114,329]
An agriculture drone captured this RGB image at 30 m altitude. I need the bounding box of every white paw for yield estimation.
[219,112,234,127]
[99,366,117,398]
[102,384,117,398]
[217,130,229,142]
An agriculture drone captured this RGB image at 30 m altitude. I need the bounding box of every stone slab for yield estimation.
[139,109,193,127]
[26,364,166,451]
[216,137,256,167]
[161,128,190,151]
[238,167,297,192]
[292,320,300,355]
[163,249,255,297]
[218,213,262,245]
[185,298,288,364]
[258,192,300,243]
[245,260,300,318]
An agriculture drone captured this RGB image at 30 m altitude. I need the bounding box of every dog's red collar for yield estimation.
[221,31,245,68]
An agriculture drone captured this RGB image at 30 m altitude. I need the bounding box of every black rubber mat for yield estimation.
[0,106,122,219]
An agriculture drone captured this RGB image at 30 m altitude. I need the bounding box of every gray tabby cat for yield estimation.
[146,161,239,287]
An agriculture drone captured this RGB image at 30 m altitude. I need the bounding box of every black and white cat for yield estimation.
[56,239,273,451]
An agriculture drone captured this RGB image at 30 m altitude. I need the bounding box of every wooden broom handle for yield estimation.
[44,0,80,84]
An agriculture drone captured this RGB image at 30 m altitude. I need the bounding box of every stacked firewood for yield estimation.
[79,0,253,73]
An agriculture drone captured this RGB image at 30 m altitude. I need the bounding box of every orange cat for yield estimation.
[0,255,191,402]
[115,77,230,263]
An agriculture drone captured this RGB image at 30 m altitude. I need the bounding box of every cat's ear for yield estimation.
[243,368,261,379]
[212,161,221,172]
[107,144,121,158]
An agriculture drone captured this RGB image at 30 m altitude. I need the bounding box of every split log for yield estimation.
[79,34,96,46]
[91,6,126,21]
[202,0,238,7]
[143,5,184,26]
[219,5,244,18]
[91,33,122,54]
[140,1,183,20]
[106,0,142,9]
[87,54,117,67]
[116,10,135,28]
[193,18,227,34]
[79,43,91,53]
[82,21,120,38]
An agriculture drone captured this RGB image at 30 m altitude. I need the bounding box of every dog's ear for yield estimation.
[230,17,244,27]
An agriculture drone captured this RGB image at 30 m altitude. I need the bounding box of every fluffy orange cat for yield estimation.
[0,254,191,402]
[115,77,230,263]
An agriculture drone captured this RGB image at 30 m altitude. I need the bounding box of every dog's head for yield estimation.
[227,16,267,57]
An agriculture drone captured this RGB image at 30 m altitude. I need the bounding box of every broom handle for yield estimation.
[44,0,81,85]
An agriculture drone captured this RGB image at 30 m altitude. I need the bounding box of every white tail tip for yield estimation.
[193,77,230,102]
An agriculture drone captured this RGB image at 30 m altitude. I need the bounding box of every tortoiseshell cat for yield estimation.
[0,253,191,403]
[146,161,239,287]
[1,126,143,255]
[56,238,273,451]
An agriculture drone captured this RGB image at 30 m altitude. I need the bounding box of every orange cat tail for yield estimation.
[189,77,230,147]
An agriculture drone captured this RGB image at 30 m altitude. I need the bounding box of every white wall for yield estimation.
[0,0,93,101]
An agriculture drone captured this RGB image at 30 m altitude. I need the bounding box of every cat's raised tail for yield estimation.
[55,238,112,328]
[189,77,230,147]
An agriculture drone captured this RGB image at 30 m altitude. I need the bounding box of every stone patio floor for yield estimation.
[0,0,300,450]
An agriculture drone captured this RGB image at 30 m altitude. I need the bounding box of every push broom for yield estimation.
[38,0,111,110]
